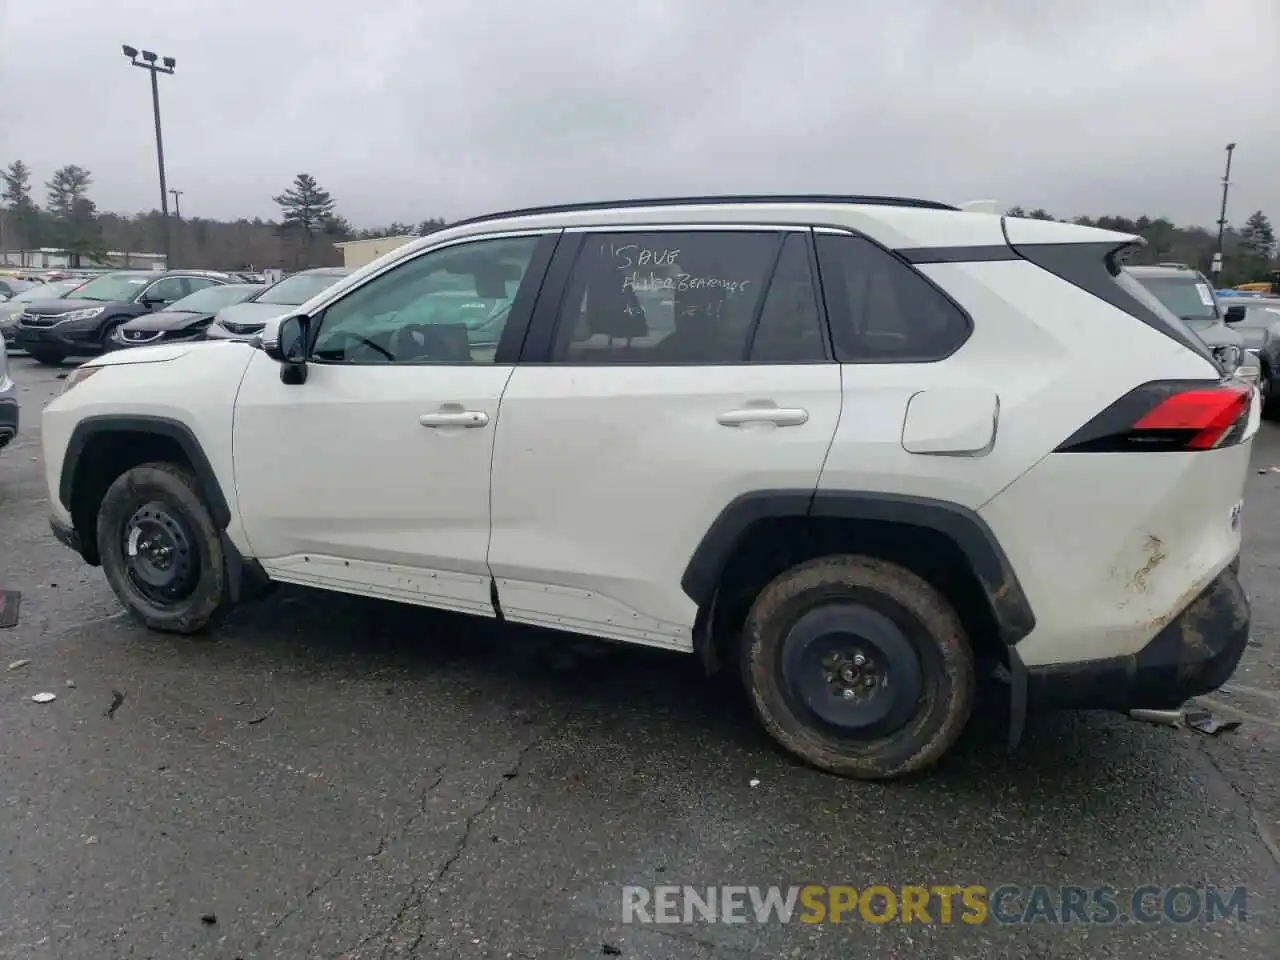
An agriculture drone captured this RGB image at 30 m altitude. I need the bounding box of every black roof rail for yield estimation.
[448,194,957,229]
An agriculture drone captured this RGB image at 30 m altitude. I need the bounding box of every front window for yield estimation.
[66,273,152,302]
[254,273,345,307]
[310,236,541,364]
[163,285,255,313]
[1130,273,1219,326]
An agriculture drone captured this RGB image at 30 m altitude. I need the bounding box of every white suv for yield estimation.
[40,195,1258,779]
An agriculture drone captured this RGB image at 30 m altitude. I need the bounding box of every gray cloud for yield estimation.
[1,0,1276,228]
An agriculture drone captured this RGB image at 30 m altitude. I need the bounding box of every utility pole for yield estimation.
[1213,142,1236,281]
[123,45,176,269]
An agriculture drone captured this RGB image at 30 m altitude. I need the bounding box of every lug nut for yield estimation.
[853,653,867,667]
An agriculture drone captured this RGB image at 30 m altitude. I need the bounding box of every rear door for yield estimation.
[487,225,843,649]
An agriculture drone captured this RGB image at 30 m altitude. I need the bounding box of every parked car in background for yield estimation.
[1125,263,1258,384]
[0,338,15,452]
[1224,297,1280,412]
[111,283,262,349]
[14,269,234,365]
[0,277,34,299]
[0,278,87,349]
[204,267,351,341]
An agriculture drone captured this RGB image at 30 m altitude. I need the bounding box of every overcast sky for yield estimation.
[1,0,1277,229]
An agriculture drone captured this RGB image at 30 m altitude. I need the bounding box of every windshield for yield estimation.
[163,284,256,313]
[254,273,344,306]
[68,273,151,302]
[1133,274,1219,325]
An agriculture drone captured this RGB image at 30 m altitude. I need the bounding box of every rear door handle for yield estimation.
[419,411,489,428]
[717,407,809,427]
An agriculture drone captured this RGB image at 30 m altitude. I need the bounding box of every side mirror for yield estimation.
[264,314,310,384]
[1224,305,1247,324]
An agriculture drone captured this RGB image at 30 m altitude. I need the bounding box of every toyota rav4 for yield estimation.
[40,195,1258,779]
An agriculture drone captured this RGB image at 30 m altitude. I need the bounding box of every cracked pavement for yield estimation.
[1,358,1278,959]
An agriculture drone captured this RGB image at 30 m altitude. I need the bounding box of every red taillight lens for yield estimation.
[1057,381,1253,453]
[1131,386,1252,450]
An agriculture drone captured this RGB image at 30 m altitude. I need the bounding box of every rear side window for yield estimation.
[815,233,971,362]
[550,230,795,364]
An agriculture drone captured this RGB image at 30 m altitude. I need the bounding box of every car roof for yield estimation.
[295,267,352,276]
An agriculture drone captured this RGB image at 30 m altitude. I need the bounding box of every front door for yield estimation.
[232,232,558,616]
[488,227,843,648]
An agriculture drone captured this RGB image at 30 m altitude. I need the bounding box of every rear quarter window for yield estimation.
[814,234,971,362]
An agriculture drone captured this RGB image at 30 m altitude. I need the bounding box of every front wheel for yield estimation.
[28,347,65,366]
[97,462,230,634]
[740,555,975,780]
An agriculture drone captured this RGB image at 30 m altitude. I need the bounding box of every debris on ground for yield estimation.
[105,689,125,719]
[0,591,21,629]
[31,692,57,704]
[65,680,75,688]
[1128,708,1184,727]
[749,778,761,788]
[245,707,274,725]
[200,913,217,925]
[1185,708,1242,736]
[601,944,622,956]
[7,658,31,671]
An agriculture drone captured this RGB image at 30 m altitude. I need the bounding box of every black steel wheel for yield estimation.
[97,462,230,634]
[741,555,975,780]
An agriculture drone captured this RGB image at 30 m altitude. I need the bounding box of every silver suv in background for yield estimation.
[1125,263,1258,384]
[204,267,351,341]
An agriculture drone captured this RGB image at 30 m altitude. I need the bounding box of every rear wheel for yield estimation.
[740,555,975,780]
[28,347,65,366]
[96,462,230,634]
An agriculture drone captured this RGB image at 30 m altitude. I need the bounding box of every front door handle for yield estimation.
[717,407,809,427]
[419,410,489,428]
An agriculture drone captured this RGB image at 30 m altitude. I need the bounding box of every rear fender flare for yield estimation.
[681,489,1036,646]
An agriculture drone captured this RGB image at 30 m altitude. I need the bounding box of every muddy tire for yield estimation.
[96,462,229,634]
[741,554,975,780]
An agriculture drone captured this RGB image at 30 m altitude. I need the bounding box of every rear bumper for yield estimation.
[1026,564,1250,711]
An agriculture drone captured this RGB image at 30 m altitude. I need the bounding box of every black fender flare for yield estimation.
[680,489,1036,646]
[59,414,231,528]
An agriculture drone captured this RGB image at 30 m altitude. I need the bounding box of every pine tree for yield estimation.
[272,173,336,236]
[1,160,44,256]
[45,165,102,267]
[1240,211,1276,260]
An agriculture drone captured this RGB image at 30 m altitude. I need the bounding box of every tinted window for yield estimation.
[815,234,971,362]
[141,277,191,303]
[311,236,540,364]
[748,233,827,362]
[256,272,348,306]
[551,231,780,364]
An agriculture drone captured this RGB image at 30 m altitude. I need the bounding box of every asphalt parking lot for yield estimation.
[1,356,1277,960]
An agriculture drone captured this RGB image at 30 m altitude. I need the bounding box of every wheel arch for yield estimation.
[683,489,1037,670]
[60,415,231,564]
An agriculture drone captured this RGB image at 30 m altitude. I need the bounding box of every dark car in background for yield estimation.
[110,283,262,349]
[1224,297,1280,413]
[1125,263,1258,384]
[204,266,351,341]
[0,278,87,349]
[14,269,233,364]
[0,277,34,299]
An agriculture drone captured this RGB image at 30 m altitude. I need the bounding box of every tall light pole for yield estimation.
[169,189,183,219]
[123,45,176,269]
[1213,142,1236,280]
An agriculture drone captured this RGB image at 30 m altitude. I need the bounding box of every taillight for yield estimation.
[1056,380,1253,453]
